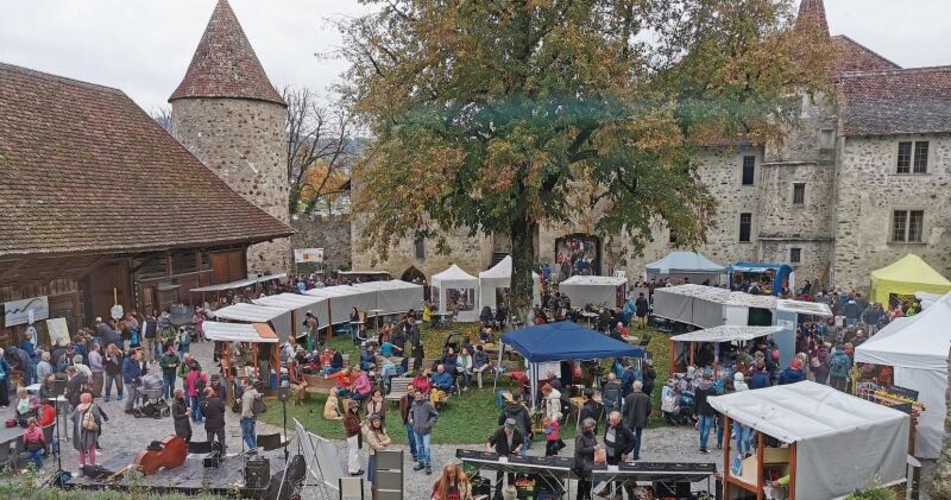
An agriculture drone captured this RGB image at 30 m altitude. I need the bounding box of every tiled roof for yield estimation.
[169,0,285,106]
[796,0,829,36]
[0,62,294,258]
[833,36,901,74]
[838,66,951,136]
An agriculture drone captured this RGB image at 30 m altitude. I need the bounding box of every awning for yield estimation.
[670,325,784,343]
[501,322,642,362]
[212,302,293,339]
[776,299,833,317]
[190,273,288,293]
[203,322,278,343]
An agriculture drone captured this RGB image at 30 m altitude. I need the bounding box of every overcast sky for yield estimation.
[1,0,949,113]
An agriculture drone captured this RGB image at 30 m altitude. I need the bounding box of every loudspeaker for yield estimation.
[244,456,271,490]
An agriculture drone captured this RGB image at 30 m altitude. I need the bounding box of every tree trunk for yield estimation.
[510,215,537,329]
[933,343,951,498]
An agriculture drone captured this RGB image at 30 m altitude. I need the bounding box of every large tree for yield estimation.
[341,0,832,321]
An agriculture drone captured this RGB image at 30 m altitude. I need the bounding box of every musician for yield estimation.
[486,418,522,500]
[171,388,191,443]
[199,387,226,455]
[603,411,636,497]
[432,462,473,500]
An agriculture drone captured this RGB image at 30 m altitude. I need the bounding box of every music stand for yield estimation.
[44,381,68,487]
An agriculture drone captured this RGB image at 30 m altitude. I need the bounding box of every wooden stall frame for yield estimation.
[722,418,797,500]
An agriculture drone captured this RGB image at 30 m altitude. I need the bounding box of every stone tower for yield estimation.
[169,0,291,274]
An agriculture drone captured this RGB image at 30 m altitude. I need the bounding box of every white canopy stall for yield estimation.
[854,291,951,459]
[558,275,627,308]
[305,285,376,325]
[652,284,776,329]
[213,303,293,341]
[203,321,280,392]
[478,256,541,312]
[668,325,784,378]
[431,265,480,322]
[253,293,330,339]
[645,251,725,285]
[354,280,424,317]
[190,273,288,293]
[711,381,909,500]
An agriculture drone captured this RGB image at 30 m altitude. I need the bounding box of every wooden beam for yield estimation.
[723,416,732,500]
[756,431,765,500]
[788,442,797,500]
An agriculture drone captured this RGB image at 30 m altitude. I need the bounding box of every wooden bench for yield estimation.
[303,374,337,395]
[385,377,412,402]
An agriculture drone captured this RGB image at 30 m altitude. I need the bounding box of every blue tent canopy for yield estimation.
[728,262,793,296]
[501,322,643,362]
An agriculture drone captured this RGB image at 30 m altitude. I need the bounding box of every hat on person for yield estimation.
[368,414,382,423]
[791,359,801,369]
[504,418,517,428]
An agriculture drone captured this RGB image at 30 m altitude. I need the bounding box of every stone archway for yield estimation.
[554,233,602,279]
[401,266,429,301]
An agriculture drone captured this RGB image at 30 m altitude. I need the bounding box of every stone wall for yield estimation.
[170,98,291,274]
[290,215,352,271]
[832,133,951,291]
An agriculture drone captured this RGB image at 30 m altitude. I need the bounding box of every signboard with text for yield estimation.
[294,248,325,264]
[4,296,50,326]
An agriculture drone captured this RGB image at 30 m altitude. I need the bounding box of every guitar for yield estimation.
[132,435,188,476]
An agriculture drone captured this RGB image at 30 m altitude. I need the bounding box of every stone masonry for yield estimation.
[170,98,291,274]
[291,214,352,271]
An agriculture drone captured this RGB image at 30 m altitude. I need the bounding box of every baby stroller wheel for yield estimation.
[162,408,171,417]
[132,408,143,418]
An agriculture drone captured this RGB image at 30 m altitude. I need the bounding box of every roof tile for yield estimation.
[838,66,951,136]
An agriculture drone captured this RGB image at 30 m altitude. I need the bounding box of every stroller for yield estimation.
[661,381,696,426]
[132,373,171,419]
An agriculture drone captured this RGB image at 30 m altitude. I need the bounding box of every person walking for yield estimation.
[200,387,226,455]
[103,344,123,402]
[399,387,419,462]
[732,373,753,457]
[172,388,191,443]
[185,362,207,423]
[622,380,651,460]
[71,392,104,468]
[410,388,439,475]
[160,345,180,400]
[344,400,364,476]
[240,378,260,452]
[694,371,718,454]
[87,343,104,398]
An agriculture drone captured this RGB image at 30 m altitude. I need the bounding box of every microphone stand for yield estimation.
[44,391,66,487]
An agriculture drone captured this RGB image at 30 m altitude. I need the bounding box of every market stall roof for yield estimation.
[709,381,909,500]
[870,254,951,304]
[190,273,287,293]
[354,279,424,315]
[478,256,540,281]
[212,303,291,323]
[727,262,791,274]
[645,251,725,274]
[501,322,642,363]
[431,264,478,287]
[559,275,627,287]
[855,291,951,372]
[658,284,776,309]
[670,325,784,343]
[776,299,833,317]
[253,293,325,309]
[203,322,278,343]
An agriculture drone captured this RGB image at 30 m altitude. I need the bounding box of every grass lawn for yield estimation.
[262,323,672,444]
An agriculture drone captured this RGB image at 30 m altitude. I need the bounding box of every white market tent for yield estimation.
[558,275,627,308]
[710,381,909,500]
[305,285,376,325]
[354,280,424,316]
[203,322,279,344]
[478,256,541,311]
[645,251,725,284]
[431,265,480,322]
[854,291,951,459]
[670,325,784,343]
[653,284,776,328]
[212,303,293,340]
[190,273,288,293]
[253,293,330,338]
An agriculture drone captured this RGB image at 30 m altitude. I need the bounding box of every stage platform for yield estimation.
[66,450,289,497]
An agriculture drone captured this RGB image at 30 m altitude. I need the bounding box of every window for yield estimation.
[914,141,929,173]
[898,141,929,174]
[792,183,806,205]
[739,213,752,242]
[742,156,756,185]
[892,210,924,243]
[669,230,678,244]
[790,248,802,264]
[415,239,425,259]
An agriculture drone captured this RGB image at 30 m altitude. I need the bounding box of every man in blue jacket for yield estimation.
[122,350,145,413]
[778,359,805,385]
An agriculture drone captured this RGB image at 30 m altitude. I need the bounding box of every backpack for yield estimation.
[601,383,622,412]
[829,354,849,377]
[194,374,207,396]
[82,407,100,433]
[251,395,267,416]
[178,329,191,347]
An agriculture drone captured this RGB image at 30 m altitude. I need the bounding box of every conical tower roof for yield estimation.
[169,0,285,106]
[795,0,830,37]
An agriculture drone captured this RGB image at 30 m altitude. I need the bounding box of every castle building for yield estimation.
[169,0,291,275]
[352,0,951,294]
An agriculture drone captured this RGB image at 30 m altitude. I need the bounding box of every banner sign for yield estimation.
[4,296,49,326]
[294,248,324,264]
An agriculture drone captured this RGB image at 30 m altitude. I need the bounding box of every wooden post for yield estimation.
[668,339,676,379]
[788,442,797,500]
[723,416,732,500]
[690,342,695,367]
[755,432,765,500]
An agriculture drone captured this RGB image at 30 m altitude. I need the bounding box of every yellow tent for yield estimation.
[870,254,951,305]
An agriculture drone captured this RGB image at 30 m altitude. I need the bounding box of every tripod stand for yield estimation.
[43,394,68,487]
